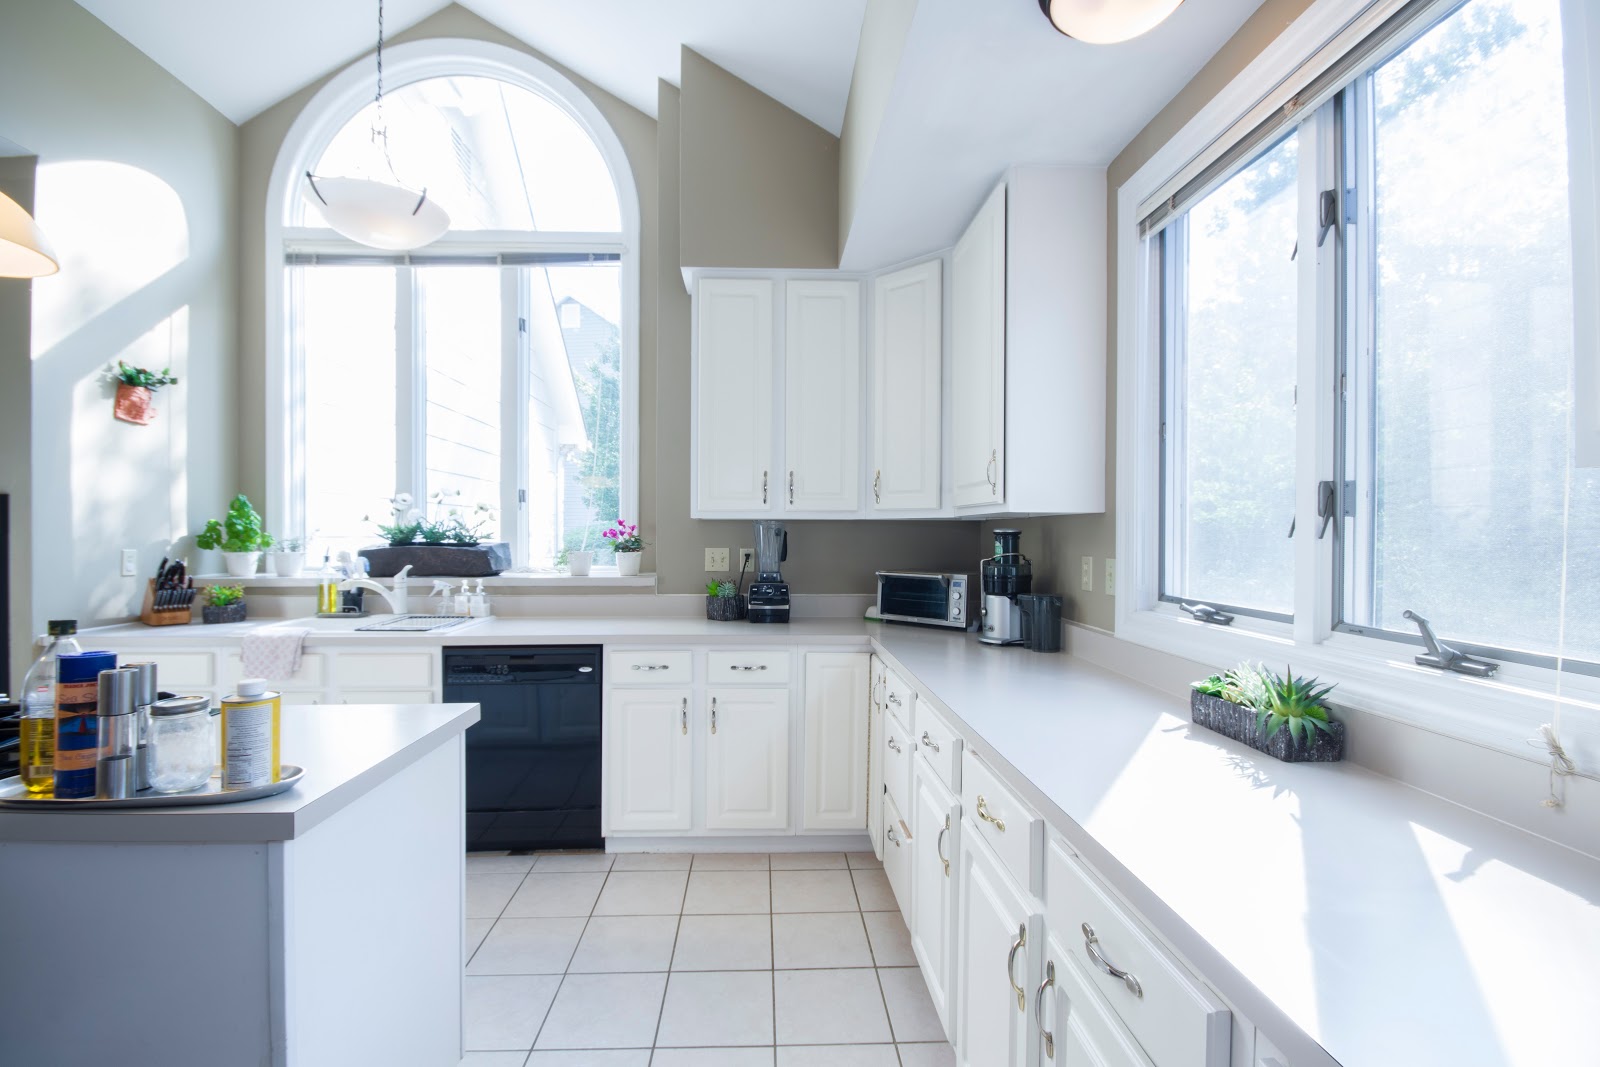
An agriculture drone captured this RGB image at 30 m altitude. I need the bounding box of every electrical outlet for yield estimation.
[704,547,730,572]
[1080,556,1094,592]
[120,548,138,577]
[1105,558,1116,596]
[739,548,754,572]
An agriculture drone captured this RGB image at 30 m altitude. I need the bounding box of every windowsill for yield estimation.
[194,572,659,592]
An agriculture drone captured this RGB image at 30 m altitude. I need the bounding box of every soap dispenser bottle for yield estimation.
[469,580,489,618]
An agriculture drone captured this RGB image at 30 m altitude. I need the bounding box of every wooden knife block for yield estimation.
[139,579,192,627]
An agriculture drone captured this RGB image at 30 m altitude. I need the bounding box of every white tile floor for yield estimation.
[462,851,957,1067]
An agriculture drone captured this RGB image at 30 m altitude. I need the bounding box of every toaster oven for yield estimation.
[875,572,973,630]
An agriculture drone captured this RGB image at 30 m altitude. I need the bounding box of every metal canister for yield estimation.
[220,678,282,790]
[95,668,139,799]
[126,661,158,792]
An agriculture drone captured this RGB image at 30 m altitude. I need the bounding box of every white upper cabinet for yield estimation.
[785,280,863,512]
[872,259,944,511]
[952,183,1008,510]
[695,278,776,514]
[951,167,1107,516]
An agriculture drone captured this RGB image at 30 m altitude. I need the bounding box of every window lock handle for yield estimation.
[1180,602,1234,626]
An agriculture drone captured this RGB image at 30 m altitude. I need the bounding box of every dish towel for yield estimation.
[240,625,311,681]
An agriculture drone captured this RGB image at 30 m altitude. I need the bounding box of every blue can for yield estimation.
[54,651,116,799]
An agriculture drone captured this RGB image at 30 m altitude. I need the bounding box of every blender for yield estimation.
[748,520,790,624]
[979,528,1032,645]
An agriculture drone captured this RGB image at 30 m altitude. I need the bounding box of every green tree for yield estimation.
[575,335,620,525]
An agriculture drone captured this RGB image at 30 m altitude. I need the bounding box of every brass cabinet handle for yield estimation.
[1035,960,1056,1058]
[711,697,718,735]
[921,731,941,753]
[986,449,997,493]
[977,795,1006,833]
[937,813,950,877]
[680,697,687,735]
[1082,922,1142,998]
[1006,923,1028,1012]
[789,470,795,504]
[874,469,882,503]
[763,470,768,504]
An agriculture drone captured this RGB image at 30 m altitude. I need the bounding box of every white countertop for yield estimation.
[868,623,1600,1067]
[0,703,479,844]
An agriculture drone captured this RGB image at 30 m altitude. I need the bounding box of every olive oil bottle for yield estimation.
[17,620,82,795]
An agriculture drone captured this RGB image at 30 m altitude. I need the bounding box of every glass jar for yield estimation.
[148,695,214,794]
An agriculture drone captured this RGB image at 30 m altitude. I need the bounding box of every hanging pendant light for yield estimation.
[0,189,59,278]
[1037,0,1185,44]
[302,0,448,250]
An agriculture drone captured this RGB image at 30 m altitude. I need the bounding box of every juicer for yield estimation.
[979,528,1032,646]
[747,520,790,623]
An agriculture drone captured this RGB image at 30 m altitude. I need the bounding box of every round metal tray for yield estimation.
[0,765,305,809]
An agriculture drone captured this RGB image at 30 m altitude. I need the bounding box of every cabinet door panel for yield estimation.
[802,652,870,831]
[912,762,959,1039]
[705,687,790,830]
[785,279,863,512]
[952,183,1006,509]
[1037,936,1155,1067]
[957,832,1036,1067]
[872,259,943,510]
[606,688,693,832]
[696,278,776,513]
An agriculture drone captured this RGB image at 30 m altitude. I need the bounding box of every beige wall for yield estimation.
[0,0,238,642]
[678,48,841,270]
[655,82,978,594]
[982,0,1319,630]
[838,0,918,257]
[0,156,35,689]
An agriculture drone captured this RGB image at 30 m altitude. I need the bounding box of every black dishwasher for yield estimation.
[444,646,603,852]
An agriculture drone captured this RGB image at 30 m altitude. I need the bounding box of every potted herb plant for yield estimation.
[270,537,306,578]
[706,580,746,621]
[200,584,247,625]
[110,360,179,425]
[358,492,510,577]
[603,519,646,576]
[195,495,274,577]
[1190,663,1344,763]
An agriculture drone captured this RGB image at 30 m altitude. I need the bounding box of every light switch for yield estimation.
[120,548,139,577]
[705,547,730,572]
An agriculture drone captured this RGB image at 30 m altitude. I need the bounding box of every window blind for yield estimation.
[1138,0,1465,237]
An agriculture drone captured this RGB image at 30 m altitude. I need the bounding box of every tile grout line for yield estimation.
[523,856,610,1055]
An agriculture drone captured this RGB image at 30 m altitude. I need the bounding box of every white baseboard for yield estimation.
[605,833,873,854]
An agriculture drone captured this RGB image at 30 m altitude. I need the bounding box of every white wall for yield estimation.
[0,0,238,638]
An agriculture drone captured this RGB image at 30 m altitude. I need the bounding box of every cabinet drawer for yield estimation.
[882,667,914,721]
[707,650,790,684]
[223,652,326,688]
[884,708,913,817]
[913,699,961,792]
[882,789,912,922]
[337,652,433,689]
[1047,837,1230,1067]
[608,650,693,685]
[1045,942,1156,1067]
[960,751,1042,896]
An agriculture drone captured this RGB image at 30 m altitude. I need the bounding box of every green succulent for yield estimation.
[203,584,245,607]
[705,581,739,598]
[1256,667,1337,745]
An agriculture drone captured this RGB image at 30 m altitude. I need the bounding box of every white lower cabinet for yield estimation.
[911,757,960,1040]
[705,687,790,830]
[802,652,870,831]
[869,655,888,859]
[883,789,913,925]
[605,688,693,832]
[1036,935,1154,1067]
[956,829,1039,1067]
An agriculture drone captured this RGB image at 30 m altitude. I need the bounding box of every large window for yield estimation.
[1154,0,1594,671]
[278,65,634,570]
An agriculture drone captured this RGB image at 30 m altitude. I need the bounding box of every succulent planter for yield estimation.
[202,602,247,625]
[1190,690,1345,763]
[360,542,511,578]
[706,594,747,622]
[615,551,643,577]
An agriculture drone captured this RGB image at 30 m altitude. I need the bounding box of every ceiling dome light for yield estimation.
[1038,0,1185,44]
[0,189,59,278]
[302,174,449,251]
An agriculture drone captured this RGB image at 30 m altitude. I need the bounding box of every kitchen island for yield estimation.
[0,702,479,1067]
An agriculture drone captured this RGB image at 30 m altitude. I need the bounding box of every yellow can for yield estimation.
[220,678,281,789]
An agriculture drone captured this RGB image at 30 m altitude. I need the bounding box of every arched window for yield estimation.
[266,41,638,572]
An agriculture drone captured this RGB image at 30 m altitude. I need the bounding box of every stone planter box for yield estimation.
[1189,690,1345,763]
[360,542,511,578]
[202,602,247,625]
[706,595,747,622]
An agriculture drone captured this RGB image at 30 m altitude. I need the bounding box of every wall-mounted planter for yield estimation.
[202,602,247,625]
[114,383,156,425]
[1189,691,1345,763]
[360,542,511,577]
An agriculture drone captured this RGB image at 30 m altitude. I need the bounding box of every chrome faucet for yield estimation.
[339,564,412,615]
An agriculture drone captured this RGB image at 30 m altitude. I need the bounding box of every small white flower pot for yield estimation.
[568,551,593,577]
[273,551,305,578]
[615,551,642,577]
[222,551,262,578]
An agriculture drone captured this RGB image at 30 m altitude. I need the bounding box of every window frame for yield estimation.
[1117,0,1600,773]
[263,38,640,570]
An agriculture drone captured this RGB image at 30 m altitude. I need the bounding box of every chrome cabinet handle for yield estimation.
[937,813,950,877]
[763,470,768,504]
[1035,960,1056,1058]
[887,736,902,753]
[631,663,670,671]
[986,449,997,493]
[711,697,718,735]
[873,470,882,503]
[1082,923,1142,998]
[729,664,768,672]
[680,697,687,735]
[887,693,902,707]
[1006,923,1027,1012]
[789,470,795,504]
[887,823,901,846]
[976,795,1006,833]
[920,731,940,753]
